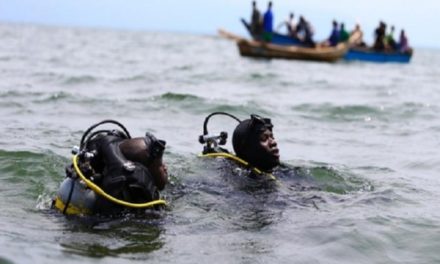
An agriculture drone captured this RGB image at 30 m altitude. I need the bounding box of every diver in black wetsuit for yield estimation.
[199,112,356,210]
[53,120,168,215]
[199,112,280,176]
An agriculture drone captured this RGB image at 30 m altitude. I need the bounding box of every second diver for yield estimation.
[199,112,280,178]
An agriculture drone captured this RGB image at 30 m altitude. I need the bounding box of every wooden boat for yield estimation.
[344,47,413,63]
[237,38,348,62]
[219,29,348,62]
[218,28,243,41]
[240,20,413,63]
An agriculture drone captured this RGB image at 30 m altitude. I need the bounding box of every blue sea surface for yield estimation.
[0,23,440,263]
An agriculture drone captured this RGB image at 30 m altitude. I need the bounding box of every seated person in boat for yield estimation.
[199,112,280,176]
[398,29,411,53]
[349,23,366,47]
[296,15,315,47]
[276,12,297,39]
[385,25,398,50]
[53,120,168,216]
[250,1,262,38]
[339,23,349,43]
[262,1,274,42]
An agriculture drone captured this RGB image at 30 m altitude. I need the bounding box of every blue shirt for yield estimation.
[263,10,273,33]
[329,29,340,46]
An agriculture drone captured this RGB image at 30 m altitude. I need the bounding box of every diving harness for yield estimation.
[54,120,167,215]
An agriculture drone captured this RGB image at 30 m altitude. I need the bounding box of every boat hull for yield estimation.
[269,32,303,46]
[237,39,348,63]
[344,47,413,63]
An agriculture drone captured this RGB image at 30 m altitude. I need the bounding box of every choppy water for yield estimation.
[1,22,440,263]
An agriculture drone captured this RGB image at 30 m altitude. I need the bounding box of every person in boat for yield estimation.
[326,20,339,47]
[385,25,397,50]
[339,23,349,43]
[53,120,168,216]
[349,23,366,47]
[276,12,297,39]
[296,16,315,47]
[398,29,410,53]
[250,1,262,38]
[199,112,280,176]
[373,21,386,51]
[262,1,274,42]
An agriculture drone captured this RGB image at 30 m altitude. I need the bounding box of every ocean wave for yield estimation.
[149,92,271,116]
[291,101,438,124]
[279,161,374,195]
[62,75,98,85]
[204,103,272,117]
[0,56,12,61]
[0,149,66,200]
[32,91,73,103]
[158,92,200,102]
[351,188,403,206]
[292,103,383,122]
[248,72,278,80]
[0,90,44,98]
[113,74,150,83]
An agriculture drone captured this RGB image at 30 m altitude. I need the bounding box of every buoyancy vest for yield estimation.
[87,133,159,214]
[55,132,159,215]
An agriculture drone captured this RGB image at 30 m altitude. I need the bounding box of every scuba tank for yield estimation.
[54,177,97,215]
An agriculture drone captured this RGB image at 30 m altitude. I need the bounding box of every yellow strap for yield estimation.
[200,152,276,181]
[72,155,167,208]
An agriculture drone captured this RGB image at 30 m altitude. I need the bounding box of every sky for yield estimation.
[0,0,438,48]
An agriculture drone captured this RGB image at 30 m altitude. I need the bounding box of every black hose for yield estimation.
[83,129,115,148]
[80,120,131,149]
[62,178,75,215]
[202,112,241,136]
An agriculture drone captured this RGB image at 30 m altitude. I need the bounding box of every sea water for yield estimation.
[0,23,440,264]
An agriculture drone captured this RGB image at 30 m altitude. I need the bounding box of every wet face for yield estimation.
[148,157,168,191]
[258,128,280,165]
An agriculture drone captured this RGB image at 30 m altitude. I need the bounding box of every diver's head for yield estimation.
[119,133,168,190]
[232,114,280,171]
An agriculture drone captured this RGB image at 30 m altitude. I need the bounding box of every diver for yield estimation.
[53,120,168,216]
[199,112,280,178]
[198,112,365,211]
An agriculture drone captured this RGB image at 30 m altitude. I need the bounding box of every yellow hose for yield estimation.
[72,155,167,208]
[200,152,276,181]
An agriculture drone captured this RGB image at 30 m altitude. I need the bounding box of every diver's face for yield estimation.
[148,157,168,191]
[258,129,280,162]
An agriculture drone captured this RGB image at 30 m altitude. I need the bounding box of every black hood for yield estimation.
[232,115,277,171]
